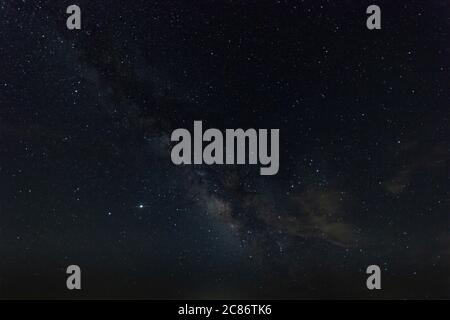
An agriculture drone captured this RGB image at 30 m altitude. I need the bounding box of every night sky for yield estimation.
[0,0,449,299]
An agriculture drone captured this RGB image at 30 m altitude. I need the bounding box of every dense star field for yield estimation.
[0,1,449,299]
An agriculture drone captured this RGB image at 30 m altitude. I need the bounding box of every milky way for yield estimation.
[0,1,448,299]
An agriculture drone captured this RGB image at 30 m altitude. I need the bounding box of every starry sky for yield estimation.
[0,0,449,299]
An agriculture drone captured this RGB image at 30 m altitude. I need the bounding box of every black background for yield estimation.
[0,0,448,299]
